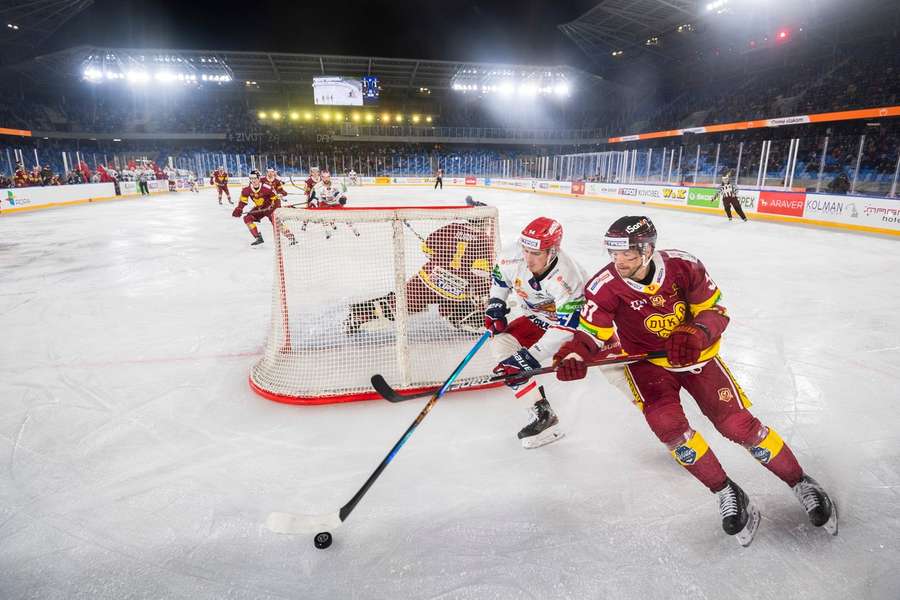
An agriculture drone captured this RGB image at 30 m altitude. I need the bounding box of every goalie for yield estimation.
[344,216,493,334]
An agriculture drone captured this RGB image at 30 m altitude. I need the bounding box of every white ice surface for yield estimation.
[1,186,899,600]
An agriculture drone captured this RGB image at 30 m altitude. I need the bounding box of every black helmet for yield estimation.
[604,216,657,253]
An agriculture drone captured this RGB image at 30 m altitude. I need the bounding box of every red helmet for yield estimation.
[520,217,563,253]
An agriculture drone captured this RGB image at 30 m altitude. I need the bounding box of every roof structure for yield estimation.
[558,0,696,66]
[9,46,599,93]
[0,0,94,50]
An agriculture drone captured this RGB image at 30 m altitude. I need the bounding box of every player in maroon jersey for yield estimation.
[210,166,232,205]
[304,166,322,205]
[231,170,296,246]
[264,168,290,205]
[553,216,836,546]
[344,218,493,334]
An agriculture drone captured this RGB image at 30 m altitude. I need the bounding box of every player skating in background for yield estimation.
[485,217,618,449]
[344,214,493,335]
[264,168,290,204]
[188,172,199,193]
[210,166,232,205]
[715,173,748,222]
[232,170,296,246]
[434,167,443,189]
[311,171,348,208]
[553,215,836,545]
[304,166,322,206]
[348,169,359,185]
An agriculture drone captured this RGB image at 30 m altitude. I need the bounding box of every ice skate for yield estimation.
[250,236,264,246]
[518,399,564,449]
[792,475,838,535]
[716,478,760,547]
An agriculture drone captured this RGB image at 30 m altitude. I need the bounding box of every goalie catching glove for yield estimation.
[493,348,541,387]
[484,297,510,334]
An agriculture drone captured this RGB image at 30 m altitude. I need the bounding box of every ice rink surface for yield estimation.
[2,184,899,600]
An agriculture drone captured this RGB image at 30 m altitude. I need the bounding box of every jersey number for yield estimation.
[581,299,599,321]
[449,241,468,269]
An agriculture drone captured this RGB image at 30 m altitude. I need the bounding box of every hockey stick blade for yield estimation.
[265,510,343,535]
[372,349,668,403]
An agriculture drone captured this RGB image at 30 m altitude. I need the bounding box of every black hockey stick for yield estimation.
[265,330,492,535]
[371,349,668,403]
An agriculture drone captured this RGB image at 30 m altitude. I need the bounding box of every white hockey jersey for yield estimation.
[312,181,348,207]
[490,248,587,361]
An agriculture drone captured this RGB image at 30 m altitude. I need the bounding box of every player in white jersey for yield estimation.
[348,169,359,185]
[311,171,348,208]
[484,217,619,448]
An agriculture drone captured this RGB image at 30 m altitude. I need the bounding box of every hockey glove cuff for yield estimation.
[484,297,510,334]
[494,348,541,388]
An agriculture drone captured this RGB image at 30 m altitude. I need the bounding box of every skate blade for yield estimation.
[736,500,761,547]
[823,500,838,536]
[521,426,565,449]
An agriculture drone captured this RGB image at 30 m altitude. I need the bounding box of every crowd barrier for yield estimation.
[3,174,897,235]
[0,178,199,214]
[363,175,898,236]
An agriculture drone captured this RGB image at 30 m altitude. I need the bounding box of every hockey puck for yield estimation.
[314,531,332,549]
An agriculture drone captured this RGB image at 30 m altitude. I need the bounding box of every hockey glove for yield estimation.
[232,203,246,218]
[493,348,541,388]
[484,297,510,334]
[553,331,622,381]
[665,322,711,367]
[553,330,602,381]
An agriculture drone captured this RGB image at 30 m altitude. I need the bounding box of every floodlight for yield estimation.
[290,112,299,120]
[271,111,282,120]
[258,111,268,119]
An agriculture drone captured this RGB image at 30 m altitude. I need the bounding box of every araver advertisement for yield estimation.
[758,190,806,217]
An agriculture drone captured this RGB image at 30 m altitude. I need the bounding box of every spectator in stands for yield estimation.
[828,171,851,194]
[40,164,53,186]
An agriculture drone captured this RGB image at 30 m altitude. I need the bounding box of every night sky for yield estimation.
[47,0,598,67]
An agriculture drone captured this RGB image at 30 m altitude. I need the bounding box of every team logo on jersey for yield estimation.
[717,388,734,403]
[643,302,687,338]
[650,295,666,308]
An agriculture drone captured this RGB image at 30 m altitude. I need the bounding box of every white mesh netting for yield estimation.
[250,206,501,404]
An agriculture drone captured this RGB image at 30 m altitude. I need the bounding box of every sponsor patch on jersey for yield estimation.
[718,387,734,403]
[650,295,666,308]
[663,249,698,263]
[587,270,614,294]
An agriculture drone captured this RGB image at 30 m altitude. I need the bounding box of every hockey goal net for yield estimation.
[250,205,501,404]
